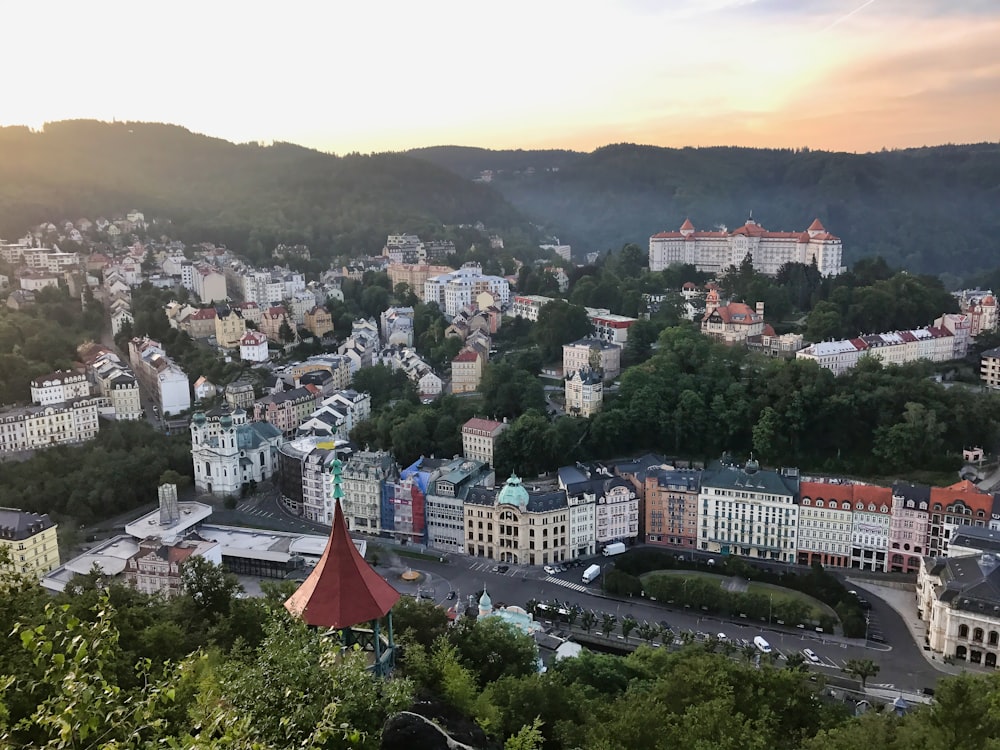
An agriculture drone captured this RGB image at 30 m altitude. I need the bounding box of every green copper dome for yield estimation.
[497,473,529,508]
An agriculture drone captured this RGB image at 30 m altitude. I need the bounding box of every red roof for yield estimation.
[680,218,695,231]
[284,500,400,628]
[704,302,761,324]
[463,417,506,434]
[189,308,217,320]
[453,349,481,363]
[808,218,826,232]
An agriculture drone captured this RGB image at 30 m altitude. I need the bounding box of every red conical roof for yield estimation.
[284,499,400,628]
[680,218,695,230]
[808,218,825,231]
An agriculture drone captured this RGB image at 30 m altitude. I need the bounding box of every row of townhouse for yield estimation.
[0,396,106,453]
[796,314,969,374]
[77,344,144,420]
[507,295,639,344]
[373,344,443,397]
[641,459,1000,573]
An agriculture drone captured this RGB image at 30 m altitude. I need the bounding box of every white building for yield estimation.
[461,418,509,467]
[697,460,800,563]
[128,337,191,416]
[509,295,557,322]
[797,325,956,374]
[424,263,511,317]
[796,481,856,568]
[341,450,397,535]
[918,553,1000,667]
[190,407,282,496]
[0,397,105,453]
[649,218,843,277]
[111,308,134,337]
[30,370,91,406]
[239,331,270,362]
[425,457,494,554]
[192,263,227,303]
[596,478,640,546]
[850,494,893,572]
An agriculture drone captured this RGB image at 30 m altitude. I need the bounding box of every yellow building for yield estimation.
[303,306,334,338]
[464,474,570,566]
[0,508,60,578]
[214,307,247,349]
[451,348,483,394]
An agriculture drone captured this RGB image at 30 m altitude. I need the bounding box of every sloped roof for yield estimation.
[284,499,400,627]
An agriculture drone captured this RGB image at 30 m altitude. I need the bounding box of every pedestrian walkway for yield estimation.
[545,576,590,593]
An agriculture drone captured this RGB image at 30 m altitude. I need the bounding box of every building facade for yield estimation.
[888,482,931,573]
[563,339,621,381]
[697,460,800,562]
[425,457,493,554]
[461,417,508,467]
[565,368,603,417]
[341,450,398,535]
[464,474,570,566]
[190,407,282,496]
[0,508,59,578]
[796,482,856,569]
[451,348,483,394]
[30,370,91,406]
[644,469,701,549]
[649,218,843,277]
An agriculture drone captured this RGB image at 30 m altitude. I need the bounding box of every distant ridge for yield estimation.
[409,142,1000,276]
[0,120,537,262]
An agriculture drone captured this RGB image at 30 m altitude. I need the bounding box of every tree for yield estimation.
[580,610,597,633]
[620,616,637,642]
[785,652,807,671]
[391,596,450,650]
[278,319,296,344]
[532,300,593,361]
[447,617,539,688]
[843,658,880,688]
[179,556,243,619]
[600,613,617,638]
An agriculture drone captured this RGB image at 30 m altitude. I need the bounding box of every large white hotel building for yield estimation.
[649,218,844,277]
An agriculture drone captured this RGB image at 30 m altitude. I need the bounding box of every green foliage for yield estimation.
[0,287,104,404]
[494,413,588,478]
[447,616,540,688]
[0,420,193,525]
[532,300,593,362]
[413,143,1000,276]
[842,658,880,688]
[479,363,546,420]
[351,365,418,411]
[390,596,450,649]
[0,122,541,261]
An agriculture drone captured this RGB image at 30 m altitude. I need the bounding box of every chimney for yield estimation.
[756,302,765,317]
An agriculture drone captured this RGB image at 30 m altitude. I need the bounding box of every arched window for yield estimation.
[802,498,811,506]
[959,624,969,638]
[843,502,851,510]
[974,628,985,643]
[856,503,864,511]
[881,506,889,513]
[816,499,824,508]
[868,504,876,511]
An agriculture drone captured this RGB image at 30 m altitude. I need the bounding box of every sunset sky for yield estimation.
[2,0,996,154]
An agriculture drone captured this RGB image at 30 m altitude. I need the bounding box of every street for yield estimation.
[385,553,945,693]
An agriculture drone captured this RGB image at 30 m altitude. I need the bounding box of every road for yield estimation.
[385,554,943,693]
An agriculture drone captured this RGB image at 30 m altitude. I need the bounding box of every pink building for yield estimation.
[888,482,931,573]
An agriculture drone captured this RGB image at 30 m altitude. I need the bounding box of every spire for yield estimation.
[680,218,695,237]
[807,218,825,237]
[284,463,400,628]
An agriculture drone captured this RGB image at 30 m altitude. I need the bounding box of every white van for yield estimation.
[753,636,772,654]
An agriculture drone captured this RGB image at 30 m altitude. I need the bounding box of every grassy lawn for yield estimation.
[640,569,837,621]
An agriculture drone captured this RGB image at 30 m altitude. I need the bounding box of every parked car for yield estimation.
[544,565,557,575]
[447,590,456,600]
[803,648,821,663]
[497,564,509,573]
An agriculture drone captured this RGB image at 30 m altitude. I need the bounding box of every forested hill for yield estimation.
[0,121,537,261]
[409,143,1000,277]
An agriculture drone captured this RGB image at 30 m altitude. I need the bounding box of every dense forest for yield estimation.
[0,121,541,264]
[409,143,1000,278]
[2,561,1000,750]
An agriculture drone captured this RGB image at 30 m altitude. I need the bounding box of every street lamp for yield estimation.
[768,594,773,626]
[864,613,871,644]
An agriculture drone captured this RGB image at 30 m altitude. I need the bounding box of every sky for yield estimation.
[1,0,997,154]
